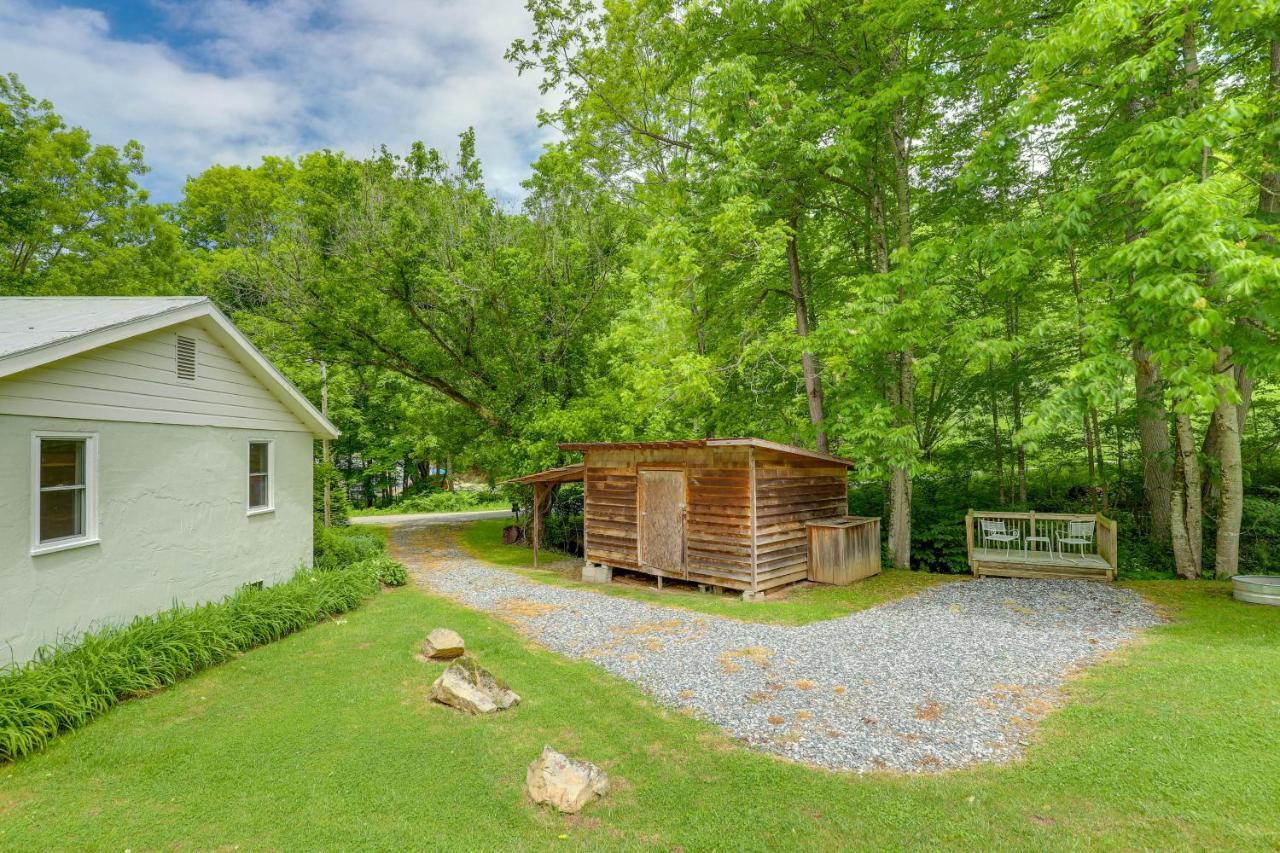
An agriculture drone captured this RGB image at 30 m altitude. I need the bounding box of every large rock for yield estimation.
[525,746,610,814]
[422,628,465,660]
[430,656,520,714]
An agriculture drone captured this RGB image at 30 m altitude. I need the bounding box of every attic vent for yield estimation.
[176,335,197,380]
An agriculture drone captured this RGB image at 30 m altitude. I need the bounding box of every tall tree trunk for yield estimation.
[1090,406,1109,511]
[990,359,1005,504]
[887,349,914,568]
[1170,412,1203,578]
[883,85,915,569]
[785,221,827,452]
[869,166,912,568]
[1262,39,1280,220]
[1083,412,1098,512]
[1007,299,1027,503]
[1212,349,1245,578]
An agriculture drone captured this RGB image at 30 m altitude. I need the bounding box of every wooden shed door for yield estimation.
[639,469,686,576]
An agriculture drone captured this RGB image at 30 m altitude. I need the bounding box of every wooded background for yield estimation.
[3,0,1279,578]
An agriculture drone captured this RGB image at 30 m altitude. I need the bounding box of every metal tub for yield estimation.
[1233,575,1280,606]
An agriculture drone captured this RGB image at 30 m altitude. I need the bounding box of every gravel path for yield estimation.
[392,521,1160,773]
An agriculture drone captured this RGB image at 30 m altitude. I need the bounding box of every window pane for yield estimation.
[249,473,269,508]
[40,487,84,541]
[40,439,84,488]
[249,442,269,475]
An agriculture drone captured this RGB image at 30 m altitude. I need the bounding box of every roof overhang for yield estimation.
[502,463,585,486]
[0,298,340,440]
[557,438,854,467]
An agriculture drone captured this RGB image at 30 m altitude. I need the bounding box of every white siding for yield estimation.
[0,322,309,432]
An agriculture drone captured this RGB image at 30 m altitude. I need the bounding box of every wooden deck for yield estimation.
[966,511,1118,581]
[971,547,1113,580]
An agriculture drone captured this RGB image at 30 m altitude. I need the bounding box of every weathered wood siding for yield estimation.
[751,449,849,591]
[584,452,640,569]
[0,322,309,432]
[582,445,850,593]
[685,451,752,589]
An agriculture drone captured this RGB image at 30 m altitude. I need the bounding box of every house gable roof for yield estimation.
[0,297,339,439]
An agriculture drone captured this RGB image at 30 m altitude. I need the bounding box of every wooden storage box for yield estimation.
[805,516,881,585]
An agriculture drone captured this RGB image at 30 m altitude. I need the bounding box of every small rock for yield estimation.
[423,628,465,659]
[430,656,520,714]
[525,746,609,814]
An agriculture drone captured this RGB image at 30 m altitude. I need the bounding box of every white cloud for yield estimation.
[0,0,558,203]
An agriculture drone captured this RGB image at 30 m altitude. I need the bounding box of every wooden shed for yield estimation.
[514,438,873,599]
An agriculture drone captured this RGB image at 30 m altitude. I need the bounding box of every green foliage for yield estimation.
[1240,494,1280,574]
[352,554,409,587]
[312,461,352,526]
[394,489,505,515]
[0,73,189,297]
[313,524,386,572]
[0,567,379,762]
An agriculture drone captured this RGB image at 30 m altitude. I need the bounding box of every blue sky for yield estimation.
[1,0,557,203]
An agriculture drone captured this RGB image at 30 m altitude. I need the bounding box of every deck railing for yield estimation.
[965,510,1119,572]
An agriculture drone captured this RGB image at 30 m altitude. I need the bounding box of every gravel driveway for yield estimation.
[392,520,1160,773]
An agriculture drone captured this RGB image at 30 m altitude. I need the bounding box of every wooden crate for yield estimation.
[805,516,881,585]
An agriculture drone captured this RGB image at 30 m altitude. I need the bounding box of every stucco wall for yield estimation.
[0,414,314,665]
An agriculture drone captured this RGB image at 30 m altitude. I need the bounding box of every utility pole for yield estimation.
[321,360,331,528]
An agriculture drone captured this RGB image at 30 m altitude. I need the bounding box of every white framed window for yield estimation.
[31,432,99,555]
[247,439,274,514]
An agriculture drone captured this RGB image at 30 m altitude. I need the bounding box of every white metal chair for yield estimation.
[980,519,1021,554]
[1057,520,1096,562]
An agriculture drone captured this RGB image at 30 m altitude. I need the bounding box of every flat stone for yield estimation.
[526,746,609,813]
[430,656,520,714]
[423,628,465,659]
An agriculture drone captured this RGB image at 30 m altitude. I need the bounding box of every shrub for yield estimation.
[0,566,378,762]
[396,488,505,514]
[1240,495,1280,575]
[314,524,385,571]
[353,554,409,587]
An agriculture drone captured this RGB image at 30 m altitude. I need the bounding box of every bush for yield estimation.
[0,566,379,762]
[1240,495,1280,574]
[396,488,505,514]
[314,525,385,571]
[353,554,408,587]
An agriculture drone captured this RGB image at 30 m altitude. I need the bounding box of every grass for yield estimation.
[0,566,380,761]
[0,578,1277,849]
[460,517,958,625]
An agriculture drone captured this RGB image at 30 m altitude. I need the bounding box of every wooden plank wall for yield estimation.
[752,450,848,591]
[583,446,849,593]
[685,450,753,589]
[583,452,640,569]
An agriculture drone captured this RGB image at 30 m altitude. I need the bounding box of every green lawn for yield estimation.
[460,517,959,625]
[1,577,1277,849]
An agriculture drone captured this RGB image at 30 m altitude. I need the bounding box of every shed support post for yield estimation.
[532,482,544,570]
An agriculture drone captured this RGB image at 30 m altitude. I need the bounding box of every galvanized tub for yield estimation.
[1233,575,1280,606]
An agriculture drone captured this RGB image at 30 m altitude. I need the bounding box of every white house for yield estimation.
[0,297,338,665]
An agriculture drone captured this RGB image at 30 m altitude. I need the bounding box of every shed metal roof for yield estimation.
[557,438,854,467]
